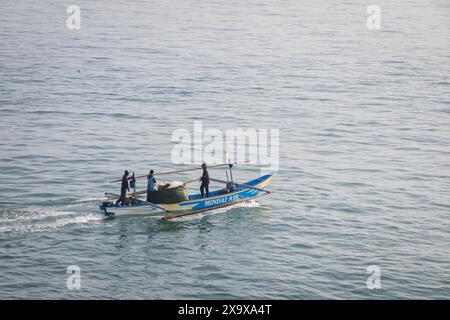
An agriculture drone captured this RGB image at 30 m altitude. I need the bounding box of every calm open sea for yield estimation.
[0,0,449,299]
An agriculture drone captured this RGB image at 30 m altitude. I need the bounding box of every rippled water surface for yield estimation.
[1,0,449,299]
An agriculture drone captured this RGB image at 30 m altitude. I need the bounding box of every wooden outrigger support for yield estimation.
[104,192,169,213]
[209,178,271,194]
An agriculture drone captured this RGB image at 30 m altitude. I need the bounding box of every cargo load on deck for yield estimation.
[151,181,188,204]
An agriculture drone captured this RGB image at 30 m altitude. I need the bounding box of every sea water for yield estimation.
[0,0,449,299]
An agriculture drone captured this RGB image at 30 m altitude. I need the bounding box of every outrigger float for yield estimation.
[99,162,273,220]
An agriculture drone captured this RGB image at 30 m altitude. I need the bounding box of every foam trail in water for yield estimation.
[0,213,102,235]
[0,200,104,236]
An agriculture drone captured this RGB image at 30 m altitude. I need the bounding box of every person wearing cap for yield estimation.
[199,163,210,198]
[116,170,130,206]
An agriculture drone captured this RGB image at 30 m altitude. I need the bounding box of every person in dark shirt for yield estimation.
[199,163,210,198]
[129,172,136,204]
[116,170,130,206]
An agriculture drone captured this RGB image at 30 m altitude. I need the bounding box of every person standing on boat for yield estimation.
[116,170,130,206]
[130,172,136,204]
[199,163,210,198]
[147,170,156,202]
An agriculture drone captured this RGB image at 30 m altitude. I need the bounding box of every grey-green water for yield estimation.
[1,0,449,299]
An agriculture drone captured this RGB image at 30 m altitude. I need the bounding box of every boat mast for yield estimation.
[228,158,234,184]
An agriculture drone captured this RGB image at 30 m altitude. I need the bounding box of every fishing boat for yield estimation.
[99,162,273,220]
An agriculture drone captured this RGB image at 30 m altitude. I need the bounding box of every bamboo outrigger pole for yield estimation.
[109,161,250,183]
[104,192,169,212]
[209,178,271,194]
